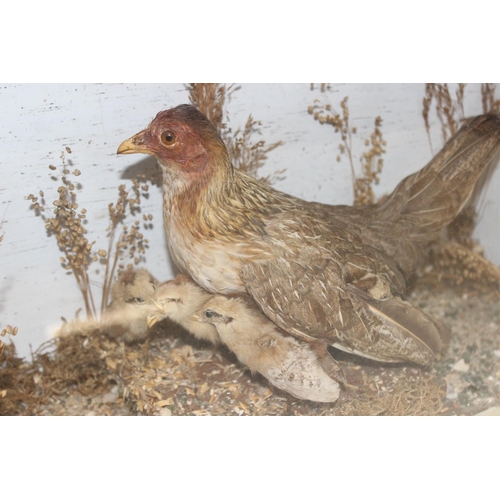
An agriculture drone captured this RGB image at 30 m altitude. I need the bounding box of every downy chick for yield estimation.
[147,274,220,344]
[196,295,341,403]
[105,268,159,342]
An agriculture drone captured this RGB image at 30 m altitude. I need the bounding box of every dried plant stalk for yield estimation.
[100,181,152,315]
[1,325,18,358]
[27,151,153,321]
[28,151,97,319]
[308,93,385,206]
[186,83,238,134]
[481,84,500,114]
[310,83,331,92]
[225,114,284,185]
[187,83,284,185]
[355,116,385,206]
[422,83,466,153]
[433,242,500,288]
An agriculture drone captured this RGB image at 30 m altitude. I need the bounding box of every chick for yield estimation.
[104,268,160,342]
[147,274,220,344]
[196,295,341,403]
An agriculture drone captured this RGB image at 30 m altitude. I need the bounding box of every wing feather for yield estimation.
[242,257,449,367]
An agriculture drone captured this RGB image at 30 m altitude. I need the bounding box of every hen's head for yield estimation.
[117,104,229,178]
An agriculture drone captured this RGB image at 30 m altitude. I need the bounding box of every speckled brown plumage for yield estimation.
[118,105,500,368]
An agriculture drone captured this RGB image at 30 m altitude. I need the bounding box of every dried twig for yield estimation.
[422,83,466,153]
[481,83,500,114]
[187,83,284,185]
[308,92,386,206]
[27,151,153,321]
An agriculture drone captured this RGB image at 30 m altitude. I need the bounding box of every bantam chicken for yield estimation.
[148,275,341,402]
[118,104,500,375]
[104,268,159,342]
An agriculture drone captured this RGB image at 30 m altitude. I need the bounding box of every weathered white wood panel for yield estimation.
[1,83,498,358]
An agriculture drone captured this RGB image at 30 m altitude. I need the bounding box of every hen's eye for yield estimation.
[204,310,214,318]
[160,130,176,146]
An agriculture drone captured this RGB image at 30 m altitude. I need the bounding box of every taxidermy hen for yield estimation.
[118,104,500,369]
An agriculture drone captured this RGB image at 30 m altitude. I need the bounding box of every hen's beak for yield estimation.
[117,130,151,155]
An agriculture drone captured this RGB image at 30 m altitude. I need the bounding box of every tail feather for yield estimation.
[377,114,500,241]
